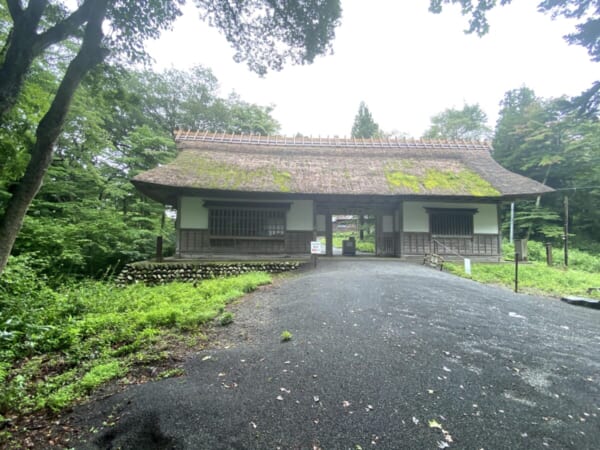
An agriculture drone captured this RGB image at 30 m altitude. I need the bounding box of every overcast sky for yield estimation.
[147,1,597,138]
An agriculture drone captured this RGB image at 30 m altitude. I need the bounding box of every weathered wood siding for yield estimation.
[285,231,313,253]
[178,229,312,255]
[402,232,499,256]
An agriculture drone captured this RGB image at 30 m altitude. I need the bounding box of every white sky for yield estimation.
[147,1,597,138]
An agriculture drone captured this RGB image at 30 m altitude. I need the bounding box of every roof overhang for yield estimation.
[132,179,548,210]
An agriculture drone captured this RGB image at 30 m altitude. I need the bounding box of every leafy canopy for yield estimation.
[423,103,491,141]
[429,0,600,116]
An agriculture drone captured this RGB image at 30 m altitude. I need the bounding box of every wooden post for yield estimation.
[156,235,163,262]
[514,252,519,293]
[359,214,364,240]
[509,202,515,243]
[325,213,333,256]
[563,195,569,267]
[545,242,553,266]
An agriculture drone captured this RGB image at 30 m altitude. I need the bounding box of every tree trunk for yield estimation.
[0,0,108,276]
[0,0,94,122]
[0,0,46,121]
[525,165,552,241]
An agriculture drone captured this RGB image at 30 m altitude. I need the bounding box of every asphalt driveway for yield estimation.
[75,260,600,449]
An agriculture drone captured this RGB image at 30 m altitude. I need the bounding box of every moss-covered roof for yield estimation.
[132,131,553,203]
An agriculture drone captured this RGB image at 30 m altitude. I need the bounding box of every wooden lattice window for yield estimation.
[425,208,477,237]
[205,201,289,238]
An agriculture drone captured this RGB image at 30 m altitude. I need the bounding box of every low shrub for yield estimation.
[0,260,271,418]
[446,258,600,299]
[503,239,600,273]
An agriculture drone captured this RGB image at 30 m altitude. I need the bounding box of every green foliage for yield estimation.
[351,101,381,138]
[219,312,234,326]
[423,103,491,141]
[2,62,285,279]
[196,0,341,75]
[272,170,292,193]
[1,0,339,277]
[175,153,293,192]
[158,368,185,379]
[423,169,499,196]
[504,239,600,273]
[446,241,600,299]
[494,87,600,245]
[0,258,271,416]
[446,260,600,300]
[79,362,125,392]
[280,330,293,342]
[384,164,499,196]
[385,169,421,193]
[429,1,599,114]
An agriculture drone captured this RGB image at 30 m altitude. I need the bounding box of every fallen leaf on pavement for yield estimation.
[429,419,442,429]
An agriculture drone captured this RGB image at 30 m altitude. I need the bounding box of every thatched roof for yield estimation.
[132,131,554,204]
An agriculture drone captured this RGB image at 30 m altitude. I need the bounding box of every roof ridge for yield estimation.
[173,130,492,151]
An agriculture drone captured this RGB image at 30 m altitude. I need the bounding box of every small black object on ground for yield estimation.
[561,295,600,309]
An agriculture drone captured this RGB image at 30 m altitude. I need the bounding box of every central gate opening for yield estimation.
[315,200,398,257]
[316,214,375,256]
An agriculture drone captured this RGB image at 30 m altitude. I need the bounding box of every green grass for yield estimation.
[445,241,600,299]
[0,263,271,420]
[219,311,234,326]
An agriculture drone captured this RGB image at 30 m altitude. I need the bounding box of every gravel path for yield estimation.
[74,259,600,449]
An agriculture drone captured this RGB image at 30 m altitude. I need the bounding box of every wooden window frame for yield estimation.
[206,201,290,240]
[424,207,477,238]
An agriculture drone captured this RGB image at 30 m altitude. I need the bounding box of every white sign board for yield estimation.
[464,258,472,275]
[310,241,322,254]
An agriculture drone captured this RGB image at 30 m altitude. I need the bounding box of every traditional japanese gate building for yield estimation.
[132,131,553,260]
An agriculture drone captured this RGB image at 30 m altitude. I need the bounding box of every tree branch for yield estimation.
[6,0,25,21]
[34,0,96,55]
[0,0,109,275]
[0,0,48,120]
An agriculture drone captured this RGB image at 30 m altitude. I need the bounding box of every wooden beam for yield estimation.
[325,213,333,256]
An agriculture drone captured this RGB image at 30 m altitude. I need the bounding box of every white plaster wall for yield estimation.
[382,215,394,233]
[316,214,326,233]
[473,204,499,234]
[403,201,498,234]
[180,197,208,229]
[287,200,314,231]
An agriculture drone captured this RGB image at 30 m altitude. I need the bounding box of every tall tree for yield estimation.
[494,86,600,243]
[429,0,600,116]
[351,101,381,138]
[0,0,342,275]
[5,63,283,277]
[423,103,491,141]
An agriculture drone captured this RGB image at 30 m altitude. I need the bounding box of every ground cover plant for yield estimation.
[0,256,271,444]
[445,241,600,299]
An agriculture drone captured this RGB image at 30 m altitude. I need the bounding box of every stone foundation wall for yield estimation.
[117,261,304,286]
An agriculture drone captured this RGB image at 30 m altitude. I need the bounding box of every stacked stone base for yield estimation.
[116,261,303,286]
